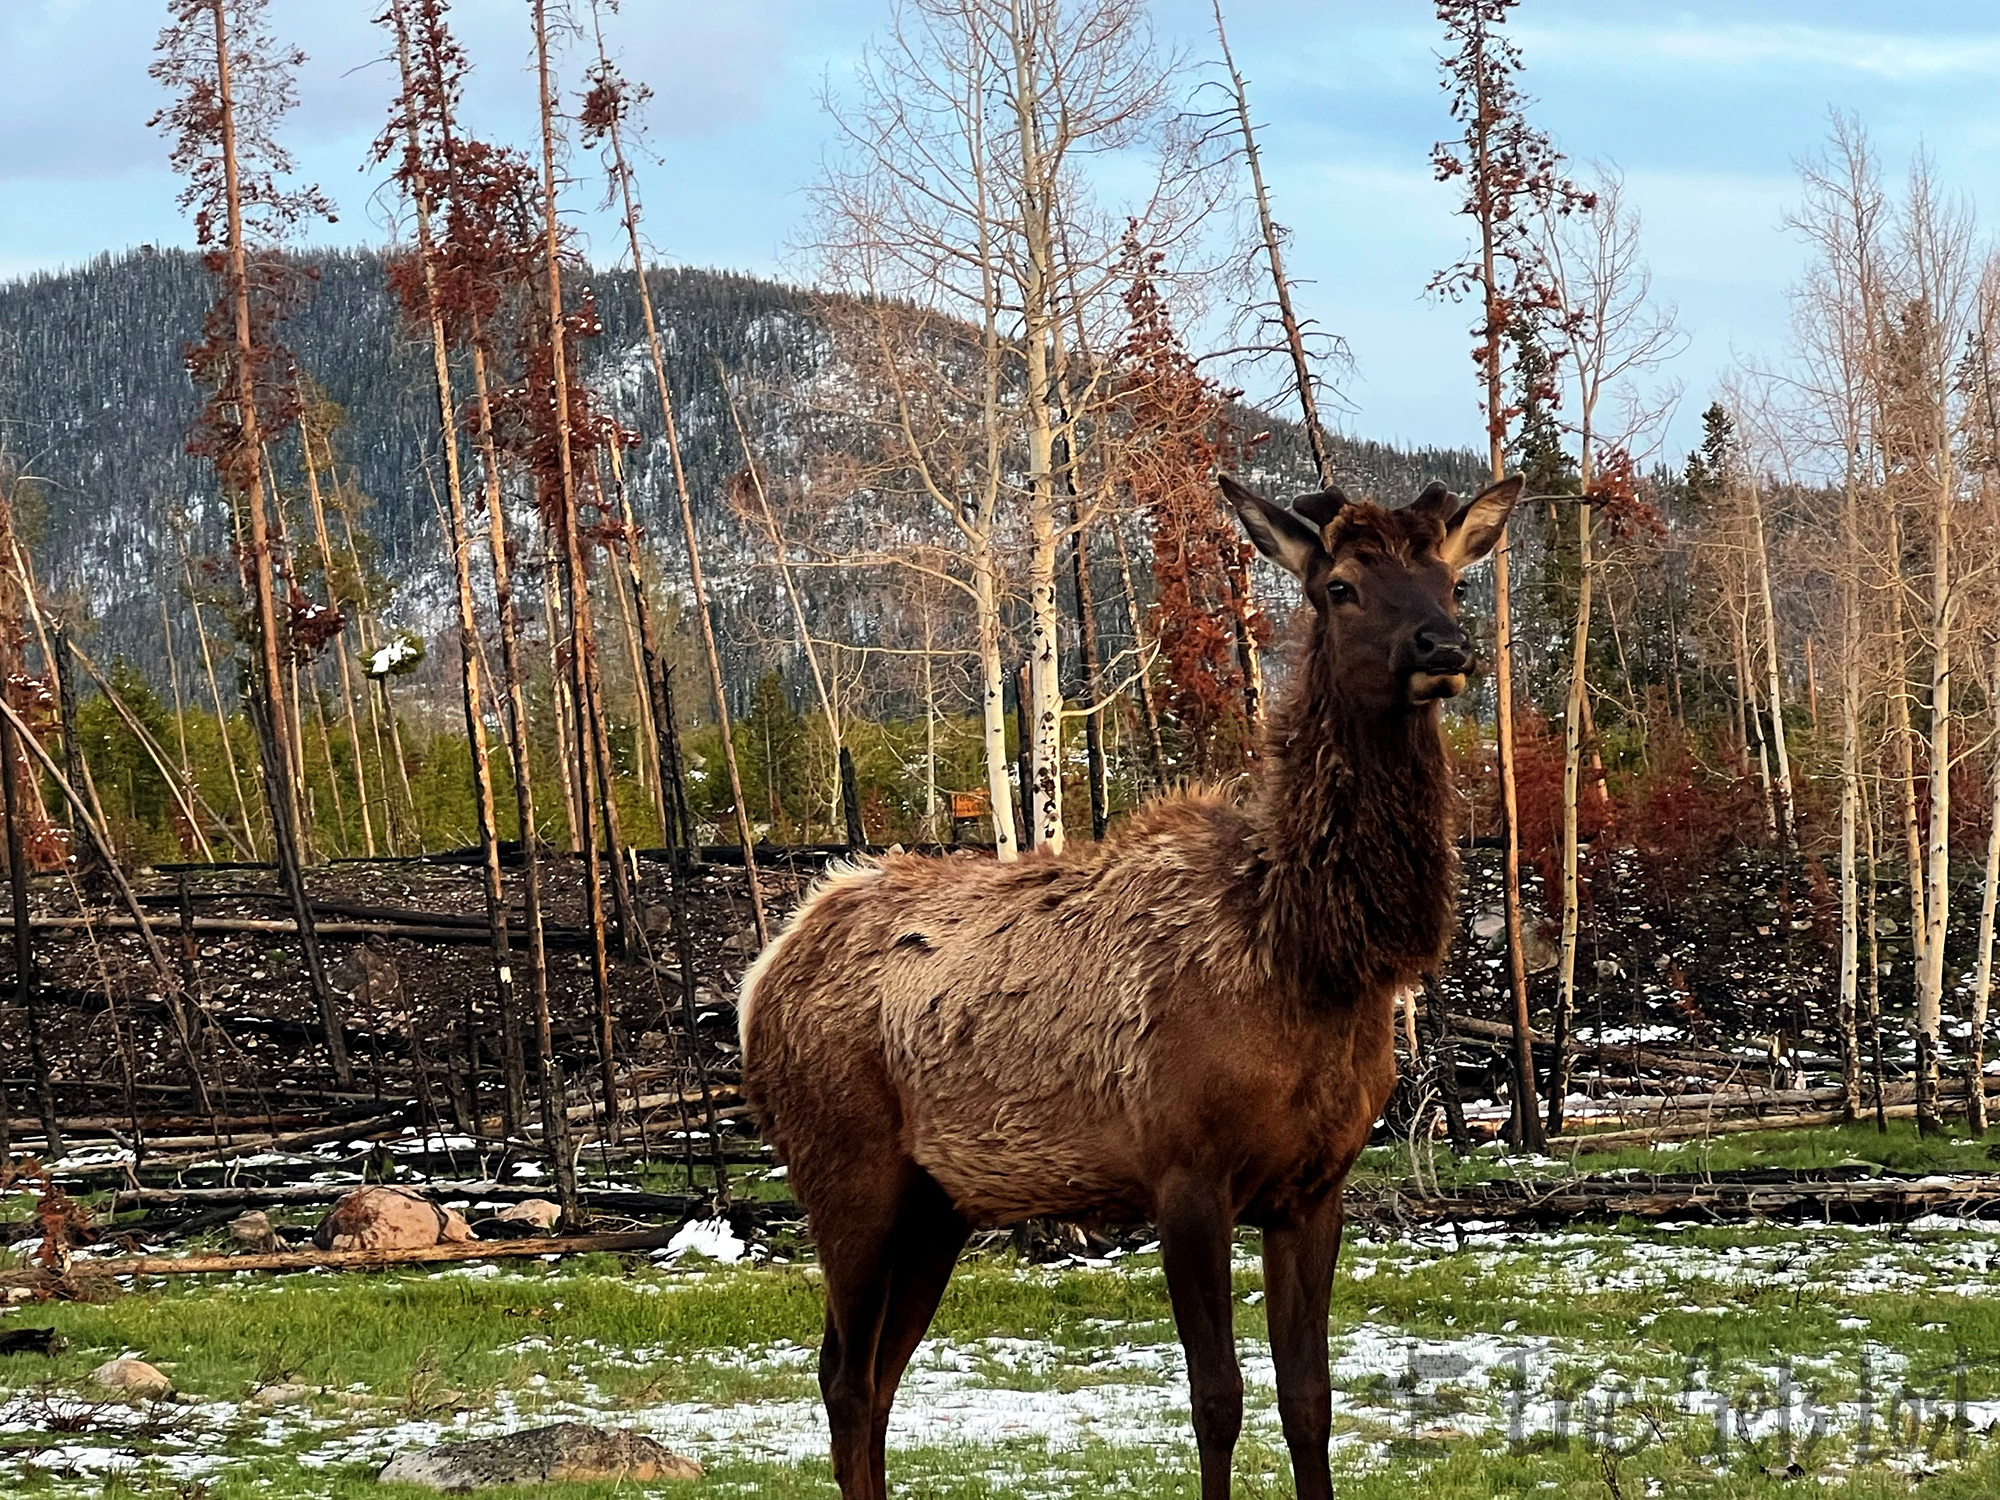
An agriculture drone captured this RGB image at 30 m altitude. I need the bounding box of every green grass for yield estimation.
[16,1418,2000,1499]
[1353,1118,1998,1190]
[2,1259,830,1403]
[9,1166,2000,1496]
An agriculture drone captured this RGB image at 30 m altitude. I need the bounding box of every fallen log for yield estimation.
[46,1110,417,1167]
[559,1083,744,1124]
[1549,1077,2000,1149]
[95,1181,716,1213]
[1561,1104,1897,1149]
[1353,1171,2000,1228]
[6,1104,406,1139]
[27,914,595,948]
[1445,1013,1771,1082]
[1,1227,686,1288]
[132,891,522,931]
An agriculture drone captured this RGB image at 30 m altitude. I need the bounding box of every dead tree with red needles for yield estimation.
[388,0,581,1212]
[487,0,636,1139]
[1117,238,1268,779]
[149,0,352,1086]
[374,0,527,1138]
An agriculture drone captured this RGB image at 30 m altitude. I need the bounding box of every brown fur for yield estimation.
[740,476,1519,1499]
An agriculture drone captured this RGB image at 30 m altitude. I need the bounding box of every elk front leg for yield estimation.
[1158,1176,1241,1499]
[1264,1196,1344,1500]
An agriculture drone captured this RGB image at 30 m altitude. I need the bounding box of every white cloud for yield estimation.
[1519,20,2000,82]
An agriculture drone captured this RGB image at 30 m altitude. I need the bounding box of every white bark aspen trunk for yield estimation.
[976,542,1018,859]
[1011,12,1065,856]
[1968,641,2000,1134]
[1887,501,1929,989]
[1026,514,1064,853]
[1916,459,1953,1134]
[1837,470,1864,1117]
[1748,477,1797,855]
[1730,586,1776,841]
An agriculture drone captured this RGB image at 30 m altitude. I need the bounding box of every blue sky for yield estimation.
[2,0,1995,460]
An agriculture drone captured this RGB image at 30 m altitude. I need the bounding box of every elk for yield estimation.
[741,472,1522,1499]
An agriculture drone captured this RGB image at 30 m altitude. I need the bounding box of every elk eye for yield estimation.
[1326,578,1356,605]
[1453,581,1469,601]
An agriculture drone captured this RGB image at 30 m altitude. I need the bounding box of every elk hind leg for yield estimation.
[866,1167,970,1490]
[814,1167,907,1500]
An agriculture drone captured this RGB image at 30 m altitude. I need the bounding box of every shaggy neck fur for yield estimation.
[1247,637,1458,998]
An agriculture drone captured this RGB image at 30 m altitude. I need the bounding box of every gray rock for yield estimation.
[377,1422,701,1488]
[91,1357,172,1399]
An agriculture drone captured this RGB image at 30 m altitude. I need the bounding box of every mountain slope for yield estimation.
[0,248,1483,701]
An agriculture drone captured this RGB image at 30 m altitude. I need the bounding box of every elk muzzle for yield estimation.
[1405,621,1475,704]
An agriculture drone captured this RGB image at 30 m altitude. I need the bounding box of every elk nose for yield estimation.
[1414,621,1473,673]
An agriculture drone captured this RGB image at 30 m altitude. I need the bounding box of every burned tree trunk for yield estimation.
[246,685,350,1086]
[469,334,573,1218]
[651,660,730,1200]
[1214,0,1337,489]
[1417,974,1471,1156]
[0,696,211,1118]
[0,701,60,1157]
[384,3,527,1132]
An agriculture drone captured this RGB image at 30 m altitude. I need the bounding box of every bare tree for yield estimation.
[1783,119,1891,1117]
[1538,166,1681,1133]
[1964,255,2000,1133]
[526,0,629,1137]
[579,5,769,936]
[1210,0,1343,487]
[1429,0,1593,1149]
[1895,155,1978,1135]
[813,0,1207,856]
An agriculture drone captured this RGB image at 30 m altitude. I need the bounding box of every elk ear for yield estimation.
[1440,475,1525,569]
[1220,473,1322,580]
[1407,480,1456,521]
[1291,486,1348,532]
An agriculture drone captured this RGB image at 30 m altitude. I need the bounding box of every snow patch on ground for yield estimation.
[666,1216,747,1264]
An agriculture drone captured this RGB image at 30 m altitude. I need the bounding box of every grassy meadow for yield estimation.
[3,1127,2000,1496]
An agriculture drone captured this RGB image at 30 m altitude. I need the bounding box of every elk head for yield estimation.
[1218,472,1523,715]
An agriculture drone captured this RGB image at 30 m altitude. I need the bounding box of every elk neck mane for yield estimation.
[1242,595,1459,999]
